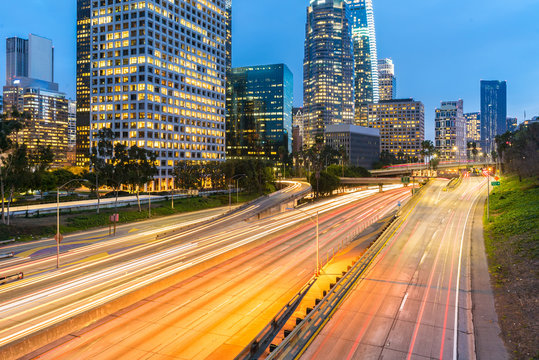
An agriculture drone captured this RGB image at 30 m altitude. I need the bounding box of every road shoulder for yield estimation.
[470,194,508,360]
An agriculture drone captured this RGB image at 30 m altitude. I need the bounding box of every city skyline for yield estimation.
[1,0,538,141]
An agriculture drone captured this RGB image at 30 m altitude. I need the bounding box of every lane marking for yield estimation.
[399,293,409,312]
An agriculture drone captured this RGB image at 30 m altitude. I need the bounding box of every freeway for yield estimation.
[300,175,488,360]
[8,186,409,360]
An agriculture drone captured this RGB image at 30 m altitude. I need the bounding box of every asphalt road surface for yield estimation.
[301,176,488,360]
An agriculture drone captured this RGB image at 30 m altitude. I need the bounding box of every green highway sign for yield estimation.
[491,181,500,186]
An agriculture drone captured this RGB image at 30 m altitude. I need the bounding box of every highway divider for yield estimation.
[267,185,427,359]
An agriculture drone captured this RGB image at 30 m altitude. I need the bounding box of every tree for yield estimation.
[420,140,435,164]
[309,171,340,197]
[29,145,55,198]
[173,161,202,191]
[206,161,225,190]
[3,144,30,225]
[0,108,27,223]
[124,146,158,211]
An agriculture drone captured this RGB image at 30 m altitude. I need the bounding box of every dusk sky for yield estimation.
[1,0,538,140]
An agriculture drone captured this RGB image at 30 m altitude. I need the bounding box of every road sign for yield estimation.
[494,176,500,181]
[491,181,500,186]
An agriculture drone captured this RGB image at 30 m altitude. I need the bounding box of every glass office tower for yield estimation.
[226,64,293,163]
[345,0,379,126]
[303,0,354,147]
[76,0,91,167]
[378,58,396,101]
[480,80,507,154]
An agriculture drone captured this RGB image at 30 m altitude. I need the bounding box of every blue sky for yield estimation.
[1,0,538,140]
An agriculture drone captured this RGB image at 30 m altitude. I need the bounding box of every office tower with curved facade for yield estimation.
[303,0,354,148]
[79,0,227,190]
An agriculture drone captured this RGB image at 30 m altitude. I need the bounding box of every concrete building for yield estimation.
[465,112,481,143]
[3,34,69,166]
[480,80,507,153]
[303,0,354,147]
[345,0,379,126]
[367,99,425,160]
[67,100,77,165]
[435,100,466,161]
[80,0,227,190]
[226,64,292,163]
[325,124,380,169]
[378,58,396,101]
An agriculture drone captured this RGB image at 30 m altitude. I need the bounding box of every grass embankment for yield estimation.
[484,175,539,359]
[0,192,260,242]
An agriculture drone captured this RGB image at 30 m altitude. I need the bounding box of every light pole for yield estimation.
[229,174,246,210]
[56,179,89,269]
[235,174,247,203]
[286,207,320,276]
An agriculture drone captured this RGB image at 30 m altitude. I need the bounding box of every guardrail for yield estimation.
[268,185,426,359]
[234,277,317,360]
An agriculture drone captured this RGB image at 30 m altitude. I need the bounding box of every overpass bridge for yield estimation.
[370,161,494,176]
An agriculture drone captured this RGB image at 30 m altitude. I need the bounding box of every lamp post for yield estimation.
[229,174,246,210]
[286,207,320,276]
[56,179,89,269]
[235,174,247,203]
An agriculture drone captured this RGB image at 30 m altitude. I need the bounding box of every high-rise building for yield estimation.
[303,0,354,147]
[0,94,3,114]
[83,0,227,190]
[367,99,425,160]
[76,0,91,167]
[3,34,69,166]
[3,86,69,166]
[435,100,466,161]
[225,0,232,72]
[226,64,293,163]
[325,124,380,169]
[480,80,507,154]
[506,117,517,132]
[464,111,481,151]
[6,34,54,85]
[378,58,396,101]
[292,107,305,153]
[67,100,77,165]
[345,0,378,126]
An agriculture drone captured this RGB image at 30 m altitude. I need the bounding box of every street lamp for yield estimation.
[286,207,320,276]
[235,174,247,204]
[229,174,246,210]
[56,178,89,269]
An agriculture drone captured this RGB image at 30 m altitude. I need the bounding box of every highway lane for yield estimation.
[0,183,395,356]
[20,187,411,360]
[301,175,486,360]
[0,181,310,290]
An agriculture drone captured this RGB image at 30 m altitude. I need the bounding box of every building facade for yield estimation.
[378,58,396,101]
[76,0,92,166]
[506,117,517,132]
[480,80,507,154]
[67,100,77,165]
[292,107,305,153]
[435,100,466,161]
[465,112,481,143]
[345,0,378,126]
[225,0,232,72]
[3,34,69,167]
[325,124,380,169]
[3,85,69,166]
[367,99,424,160]
[81,0,227,190]
[226,64,292,162]
[303,0,354,147]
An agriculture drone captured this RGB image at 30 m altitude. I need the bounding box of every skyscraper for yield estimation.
[3,34,69,166]
[367,99,425,160]
[346,0,379,126]
[480,80,507,154]
[226,64,293,163]
[76,0,91,167]
[225,0,232,72]
[303,0,354,147]
[82,0,227,190]
[435,100,466,161]
[378,58,396,101]
[292,107,305,152]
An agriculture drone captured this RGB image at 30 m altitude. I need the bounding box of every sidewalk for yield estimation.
[470,194,508,360]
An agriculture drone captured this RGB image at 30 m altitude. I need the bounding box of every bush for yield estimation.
[309,171,340,197]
